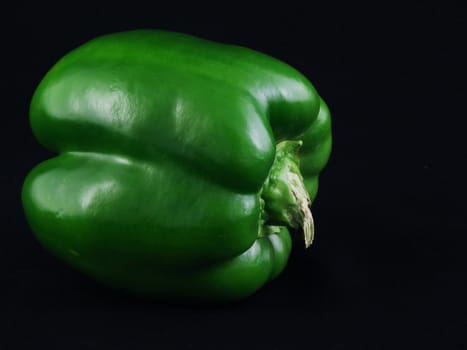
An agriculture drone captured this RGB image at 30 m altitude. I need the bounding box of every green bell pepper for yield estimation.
[22,30,332,302]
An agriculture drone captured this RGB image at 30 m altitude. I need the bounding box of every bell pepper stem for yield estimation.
[260,140,315,248]
[288,172,315,247]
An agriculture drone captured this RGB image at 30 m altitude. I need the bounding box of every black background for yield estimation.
[4,1,466,349]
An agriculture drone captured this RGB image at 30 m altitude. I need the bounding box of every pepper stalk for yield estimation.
[260,140,315,248]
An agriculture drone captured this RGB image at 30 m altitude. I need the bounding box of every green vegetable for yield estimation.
[22,30,332,302]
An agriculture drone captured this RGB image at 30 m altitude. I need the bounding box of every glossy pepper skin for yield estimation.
[22,30,332,303]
